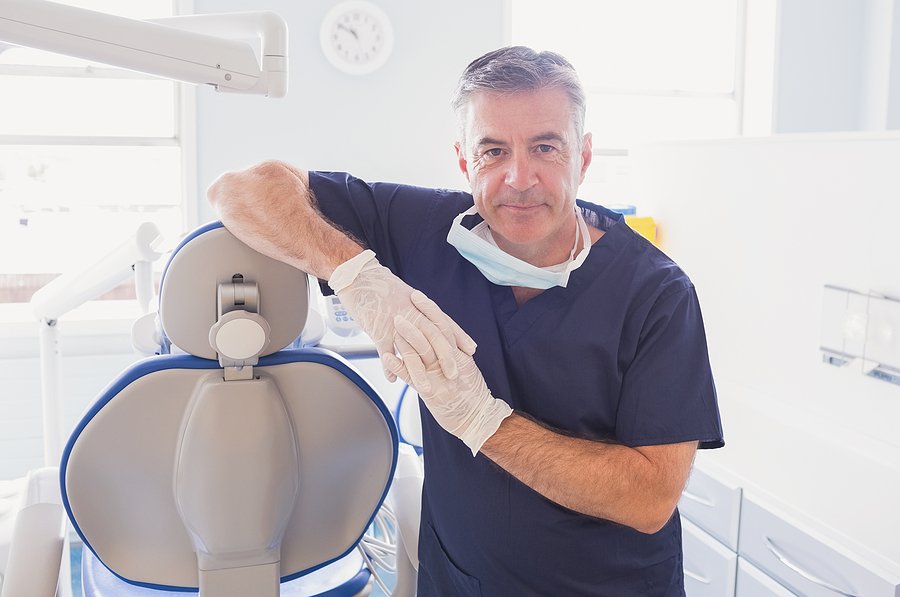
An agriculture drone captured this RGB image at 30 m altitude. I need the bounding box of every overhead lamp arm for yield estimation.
[0,0,288,97]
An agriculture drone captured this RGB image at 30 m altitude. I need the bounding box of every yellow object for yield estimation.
[624,215,658,246]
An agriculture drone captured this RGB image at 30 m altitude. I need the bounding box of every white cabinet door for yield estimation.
[682,517,737,597]
[679,463,742,551]
[739,495,900,596]
[736,558,797,597]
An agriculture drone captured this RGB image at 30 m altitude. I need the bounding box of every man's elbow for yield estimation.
[632,501,679,535]
[634,514,673,535]
[252,159,293,181]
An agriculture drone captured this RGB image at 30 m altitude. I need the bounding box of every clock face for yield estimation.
[320,1,394,75]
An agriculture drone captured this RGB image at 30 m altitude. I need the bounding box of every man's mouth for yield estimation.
[501,204,543,212]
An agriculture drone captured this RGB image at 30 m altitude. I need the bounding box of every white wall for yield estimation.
[774,0,865,132]
[631,133,900,455]
[773,0,900,133]
[0,326,140,479]
[192,0,506,223]
[888,3,900,128]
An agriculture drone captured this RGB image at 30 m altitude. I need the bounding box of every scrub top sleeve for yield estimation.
[616,286,724,449]
[308,171,437,277]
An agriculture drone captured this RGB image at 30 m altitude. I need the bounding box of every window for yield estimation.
[510,0,747,203]
[0,0,192,308]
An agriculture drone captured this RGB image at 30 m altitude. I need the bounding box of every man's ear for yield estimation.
[455,142,470,182]
[578,132,593,184]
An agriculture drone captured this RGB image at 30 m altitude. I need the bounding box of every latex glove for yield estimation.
[383,314,513,456]
[329,250,476,382]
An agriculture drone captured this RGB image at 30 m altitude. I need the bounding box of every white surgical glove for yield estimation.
[383,308,513,456]
[328,250,476,382]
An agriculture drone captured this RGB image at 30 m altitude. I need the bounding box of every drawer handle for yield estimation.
[763,536,857,596]
[684,568,711,585]
[681,489,715,507]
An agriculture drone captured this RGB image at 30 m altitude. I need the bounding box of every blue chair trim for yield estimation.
[311,568,371,597]
[157,220,224,307]
[156,221,225,353]
[392,384,423,456]
[61,347,398,593]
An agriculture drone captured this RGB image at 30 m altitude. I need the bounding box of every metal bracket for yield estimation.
[218,274,259,316]
[224,365,254,381]
[209,274,270,379]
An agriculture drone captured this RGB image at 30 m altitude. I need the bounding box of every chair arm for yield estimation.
[0,502,67,597]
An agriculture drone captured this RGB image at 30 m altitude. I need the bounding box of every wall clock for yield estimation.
[320,1,394,75]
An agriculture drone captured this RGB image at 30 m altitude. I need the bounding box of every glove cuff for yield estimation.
[462,398,513,457]
[328,249,378,293]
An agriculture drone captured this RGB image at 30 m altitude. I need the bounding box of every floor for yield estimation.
[70,542,82,596]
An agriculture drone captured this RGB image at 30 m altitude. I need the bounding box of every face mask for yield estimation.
[446,205,591,289]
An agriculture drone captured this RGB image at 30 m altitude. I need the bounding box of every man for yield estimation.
[209,46,723,596]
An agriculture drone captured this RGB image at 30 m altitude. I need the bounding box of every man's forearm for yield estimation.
[207,160,363,280]
[480,413,697,534]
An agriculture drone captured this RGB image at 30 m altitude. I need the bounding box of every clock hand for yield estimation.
[337,22,359,39]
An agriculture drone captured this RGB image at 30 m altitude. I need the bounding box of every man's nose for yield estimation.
[504,153,538,192]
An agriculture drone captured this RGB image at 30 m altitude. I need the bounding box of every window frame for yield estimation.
[0,0,197,333]
[504,0,750,155]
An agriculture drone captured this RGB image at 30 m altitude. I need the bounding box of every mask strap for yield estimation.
[565,209,592,271]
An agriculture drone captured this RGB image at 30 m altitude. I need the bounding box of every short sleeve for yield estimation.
[616,286,724,449]
[308,171,439,276]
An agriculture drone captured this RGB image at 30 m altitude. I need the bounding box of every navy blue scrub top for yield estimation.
[310,171,724,596]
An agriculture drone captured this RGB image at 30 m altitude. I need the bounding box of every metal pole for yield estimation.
[38,319,63,468]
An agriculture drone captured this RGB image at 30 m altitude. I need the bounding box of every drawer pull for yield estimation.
[682,489,715,507]
[684,568,711,584]
[763,536,857,596]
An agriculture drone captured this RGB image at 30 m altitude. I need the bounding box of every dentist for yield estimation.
[208,46,723,596]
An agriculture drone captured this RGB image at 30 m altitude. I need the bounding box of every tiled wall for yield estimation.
[0,351,142,479]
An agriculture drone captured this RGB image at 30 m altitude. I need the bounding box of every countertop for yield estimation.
[695,380,900,575]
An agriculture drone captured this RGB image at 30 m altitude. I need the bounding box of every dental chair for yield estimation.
[60,222,421,597]
[393,386,423,456]
[0,467,68,597]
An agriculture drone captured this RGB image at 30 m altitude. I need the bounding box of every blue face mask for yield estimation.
[446,206,592,289]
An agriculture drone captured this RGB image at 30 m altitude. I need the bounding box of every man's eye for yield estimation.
[537,144,555,153]
[485,148,503,157]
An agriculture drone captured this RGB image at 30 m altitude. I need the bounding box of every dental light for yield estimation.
[0,0,288,97]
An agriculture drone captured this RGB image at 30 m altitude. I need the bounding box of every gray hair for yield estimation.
[451,46,587,149]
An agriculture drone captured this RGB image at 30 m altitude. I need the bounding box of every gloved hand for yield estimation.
[383,308,513,456]
[329,250,476,382]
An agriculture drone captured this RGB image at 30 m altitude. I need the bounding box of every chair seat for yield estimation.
[82,546,371,597]
[62,349,397,592]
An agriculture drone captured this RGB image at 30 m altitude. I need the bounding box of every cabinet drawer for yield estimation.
[682,517,737,597]
[679,463,742,550]
[739,495,900,596]
[736,557,797,597]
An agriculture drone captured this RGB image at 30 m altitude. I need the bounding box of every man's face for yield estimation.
[455,87,592,265]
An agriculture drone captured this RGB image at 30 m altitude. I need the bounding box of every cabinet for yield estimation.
[739,495,899,596]
[679,463,741,551]
[680,463,900,597]
[682,517,737,596]
[736,558,797,597]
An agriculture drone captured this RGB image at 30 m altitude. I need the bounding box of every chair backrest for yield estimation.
[60,223,398,594]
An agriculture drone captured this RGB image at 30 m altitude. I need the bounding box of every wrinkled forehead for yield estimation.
[460,88,579,146]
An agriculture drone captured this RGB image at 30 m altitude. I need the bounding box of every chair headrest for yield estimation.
[158,222,308,360]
